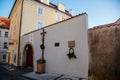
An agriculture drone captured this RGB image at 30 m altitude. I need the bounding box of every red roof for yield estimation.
[0,17,10,29]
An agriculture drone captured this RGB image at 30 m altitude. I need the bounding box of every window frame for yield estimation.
[36,20,44,29]
[4,31,8,38]
[56,13,62,21]
[37,6,44,16]
[0,30,1,37]
[3,55,6,60]
[0,42,1,49]
[13,25,16,34]
[3,42,8,49]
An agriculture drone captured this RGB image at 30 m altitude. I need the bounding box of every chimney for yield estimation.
[69,9,73,16]
[57,3,65,12]
[40,0,49,5]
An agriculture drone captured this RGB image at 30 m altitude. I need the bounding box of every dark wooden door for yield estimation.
[26,45,33,68]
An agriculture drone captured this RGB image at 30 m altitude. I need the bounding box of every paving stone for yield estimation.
[22,72,61,80]
[22,72,84,80]
[38,73,62,80]
[56,75,80,80]
[2,64,15,71]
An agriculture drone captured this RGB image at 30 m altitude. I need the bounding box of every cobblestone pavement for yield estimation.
[0,63,31,80]
[0,63,85,80]
[22,72,83,80]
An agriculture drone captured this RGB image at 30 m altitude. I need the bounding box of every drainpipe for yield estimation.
[17,0,24,67]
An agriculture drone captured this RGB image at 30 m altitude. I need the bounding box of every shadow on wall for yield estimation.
[88,24,120,80]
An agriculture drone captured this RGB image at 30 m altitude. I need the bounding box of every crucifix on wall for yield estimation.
[40,28,47,60]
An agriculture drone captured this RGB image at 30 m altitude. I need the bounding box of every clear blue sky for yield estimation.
[0,0,120,28]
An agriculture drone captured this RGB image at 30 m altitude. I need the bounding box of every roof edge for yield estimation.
[8,0,17,18]
[0,26,9,29]
[34,0,72,16]
[89,18,120,30]
[23,12,87,36]
[116,18,120,23]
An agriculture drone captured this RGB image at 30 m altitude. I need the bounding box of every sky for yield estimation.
[0,0,120,28]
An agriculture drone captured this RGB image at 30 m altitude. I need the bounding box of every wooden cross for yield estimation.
[41,28,47,43]
[40,28,47,60]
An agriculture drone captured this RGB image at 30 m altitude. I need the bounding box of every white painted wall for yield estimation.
[0,28,8,63]
[21,13,88,78]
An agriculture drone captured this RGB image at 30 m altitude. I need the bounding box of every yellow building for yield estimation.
[8,0,71,66]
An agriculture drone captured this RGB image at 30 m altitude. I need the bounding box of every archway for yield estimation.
[23,44,33,69]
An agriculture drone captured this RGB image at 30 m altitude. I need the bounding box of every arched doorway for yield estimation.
[23,44,33,69]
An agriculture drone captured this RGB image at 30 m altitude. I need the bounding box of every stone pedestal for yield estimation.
[36,59,46,74]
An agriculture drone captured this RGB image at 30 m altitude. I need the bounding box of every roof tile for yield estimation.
[0,17,10,29]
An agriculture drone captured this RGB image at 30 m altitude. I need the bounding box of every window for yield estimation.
[12,50,16,63]
[14,54,16,63]
[12,50,15,63]
[36,21,44,29]
[3,42,8,49]
[0,42,1,49]
[16,8,18,16]
[0,31,1,37]
[3,55,6,59]
[56,14,62,21]
[9,28,12,37]
[4,32,8,37]
[38,7,44,16]
[13,25,16,34]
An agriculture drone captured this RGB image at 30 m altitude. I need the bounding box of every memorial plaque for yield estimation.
[68,41,75,47]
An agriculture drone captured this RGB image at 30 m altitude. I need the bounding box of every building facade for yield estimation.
[21,13,88,78]
[0,17,10,63]
[8,0,71,66]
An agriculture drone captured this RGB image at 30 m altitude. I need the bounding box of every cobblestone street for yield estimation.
[0,63,32,80]
[0,63,83,80]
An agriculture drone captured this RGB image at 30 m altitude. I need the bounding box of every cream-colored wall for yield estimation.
[8,0,22,66]
[21,0,71,36]
[21,14,88,78]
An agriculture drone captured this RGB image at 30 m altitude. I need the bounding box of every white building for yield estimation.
[0,18,9,63]
[21,13,88,79]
